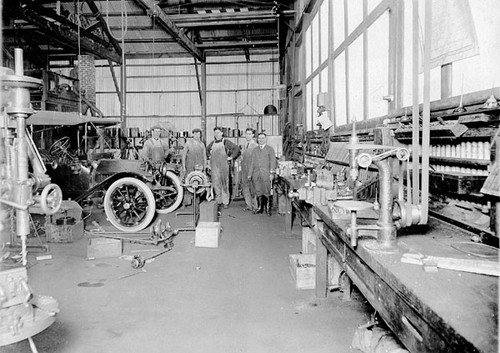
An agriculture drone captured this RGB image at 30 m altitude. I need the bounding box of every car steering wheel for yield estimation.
[49,136,71,156]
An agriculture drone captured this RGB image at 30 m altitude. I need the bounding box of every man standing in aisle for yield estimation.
[248,132,277,216]
[181,128,207,207]
[142,125,170,163]
[241,128,258,211]
[206,127,240,209]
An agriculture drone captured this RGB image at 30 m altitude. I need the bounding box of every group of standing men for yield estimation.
[142,125,277,215]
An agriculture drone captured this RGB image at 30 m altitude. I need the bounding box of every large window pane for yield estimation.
[312,75,320,128]
[348,0,364,35]
[452,0,500,96]
[306,81,313,130]
[334,53,347,126]
[367,11,389,118]
[348,36,363,121]
[305,27,312,77]
[320,0,329,64]
[332,0,345,51]
[320,67,329,93]
[312,15,320,71]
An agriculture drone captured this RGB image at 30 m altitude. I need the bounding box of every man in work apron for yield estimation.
[207,127,240,209]
[142,126,169,163]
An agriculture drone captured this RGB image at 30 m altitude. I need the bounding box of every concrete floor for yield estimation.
[4,200,371,353]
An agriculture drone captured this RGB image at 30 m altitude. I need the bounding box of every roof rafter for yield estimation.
[132,0,204,62]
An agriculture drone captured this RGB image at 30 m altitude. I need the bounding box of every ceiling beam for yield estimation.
[171,10,277,22]
[132,0,204,62]
[17,8,121,63]
[196,40,277,49]
[12,3,121,63]
[178,18,276,29]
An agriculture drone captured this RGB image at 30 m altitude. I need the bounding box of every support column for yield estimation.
[78,54,96,105]
[201,61,207,141]
[314,217,328,298]
[120,57,127,131]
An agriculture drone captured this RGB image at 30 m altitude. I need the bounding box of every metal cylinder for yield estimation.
[373,159,397,248]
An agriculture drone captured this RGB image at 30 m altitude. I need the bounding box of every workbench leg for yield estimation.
[341,272,352,301]
[284,197,294,233]
[315,220,328,298]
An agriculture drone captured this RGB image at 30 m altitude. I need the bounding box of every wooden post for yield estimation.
[285,197,293,233]
[315,219,328,298]
[201,61,207,142]
[120,55,127,131]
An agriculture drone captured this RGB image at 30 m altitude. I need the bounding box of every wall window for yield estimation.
[367,11,389,118]
[302,0,330,131]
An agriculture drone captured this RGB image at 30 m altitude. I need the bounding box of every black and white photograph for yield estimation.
[0,0,498,352]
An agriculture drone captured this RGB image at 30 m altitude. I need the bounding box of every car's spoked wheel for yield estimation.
[104,177,156,232]
[154,171,183,214]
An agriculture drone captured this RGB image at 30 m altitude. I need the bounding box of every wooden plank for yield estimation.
[401,253,500,276]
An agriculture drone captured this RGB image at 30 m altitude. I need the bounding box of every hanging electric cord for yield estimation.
[237,62,260,115]
[105,0,128,42]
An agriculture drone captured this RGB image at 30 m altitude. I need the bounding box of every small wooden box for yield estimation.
[289,254,316,290]
[195,222,221,248]
[87,237,122,259]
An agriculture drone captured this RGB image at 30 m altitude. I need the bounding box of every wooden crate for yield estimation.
[87,237,122,259]
[289,254,316,290]
[195,222,221,248]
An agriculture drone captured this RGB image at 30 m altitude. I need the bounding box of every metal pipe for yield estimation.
[411,0,419,206]
[373,159,396,248]
[348,121,359,195]
[420,0,432,224]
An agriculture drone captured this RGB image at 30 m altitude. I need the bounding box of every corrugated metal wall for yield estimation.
[95,54,279,136]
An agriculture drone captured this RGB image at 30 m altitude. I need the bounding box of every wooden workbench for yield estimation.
[313,204,498,353]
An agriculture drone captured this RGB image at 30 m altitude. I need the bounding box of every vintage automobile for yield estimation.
[43,135,185,232]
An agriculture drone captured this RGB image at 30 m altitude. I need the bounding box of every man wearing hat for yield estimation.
[142,125,170,163]
[181,128,207,207]
[206,126,240,209]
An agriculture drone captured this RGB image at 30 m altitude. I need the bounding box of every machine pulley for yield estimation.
[184,171,210,194]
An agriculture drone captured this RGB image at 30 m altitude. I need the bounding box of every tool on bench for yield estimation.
[401,252,500,276]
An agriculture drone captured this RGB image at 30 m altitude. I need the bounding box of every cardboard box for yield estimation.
[195,222,221,248]
[87,237,122,259]
[289,254,316,290]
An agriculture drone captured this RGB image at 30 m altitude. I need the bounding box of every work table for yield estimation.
[312,204,498,353]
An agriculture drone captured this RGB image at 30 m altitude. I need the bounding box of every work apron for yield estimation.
[211,142,230,205]
[151,141,166,163]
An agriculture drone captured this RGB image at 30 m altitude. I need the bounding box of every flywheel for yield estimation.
[184,171,210,194]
